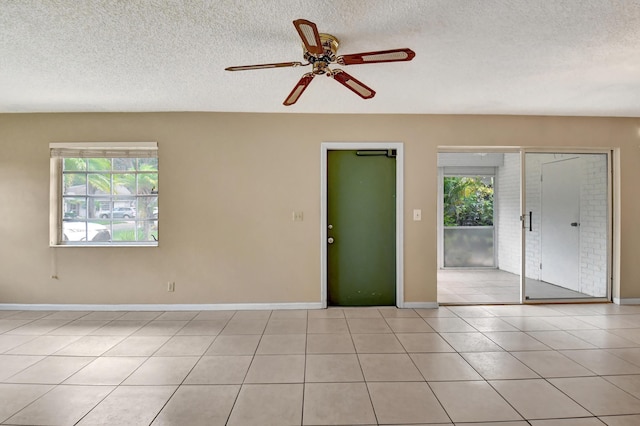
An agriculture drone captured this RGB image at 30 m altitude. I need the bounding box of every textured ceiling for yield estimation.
[1,0,639,116]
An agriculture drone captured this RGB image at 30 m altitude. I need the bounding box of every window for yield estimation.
[443,176,494,227]
[50,142,158,246]
[442,174,495,267]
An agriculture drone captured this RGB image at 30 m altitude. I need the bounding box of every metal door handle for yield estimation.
[570,222,580,227]
[521,212,533,231]
[327,237,334,244]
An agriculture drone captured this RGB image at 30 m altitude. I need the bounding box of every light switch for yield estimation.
[413,209,422,221]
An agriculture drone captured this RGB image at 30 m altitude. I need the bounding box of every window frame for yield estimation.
[49,142,158,247]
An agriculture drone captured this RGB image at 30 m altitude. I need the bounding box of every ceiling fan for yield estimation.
[225,19,416,106]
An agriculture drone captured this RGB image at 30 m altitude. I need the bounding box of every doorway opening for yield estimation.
[437,150,612,304]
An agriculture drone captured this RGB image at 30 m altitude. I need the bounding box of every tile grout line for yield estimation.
[2,305,640,425]
[145,311,234,425]
[300,312,308,426]
[74,312,188,425]
[223,309,271,425]
[398,310,456,425]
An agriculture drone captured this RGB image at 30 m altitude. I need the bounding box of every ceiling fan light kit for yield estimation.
[225,19,415,106]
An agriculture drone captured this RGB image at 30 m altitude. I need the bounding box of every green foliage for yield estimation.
[112,228,158,242]
[443,176,494,226]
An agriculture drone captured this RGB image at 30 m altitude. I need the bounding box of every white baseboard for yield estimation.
[402,302,439,309]
[0,302,324,311]
[613,298,640,305]
[0,301,444,311]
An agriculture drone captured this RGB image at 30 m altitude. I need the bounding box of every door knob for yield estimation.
[327,237,334,244]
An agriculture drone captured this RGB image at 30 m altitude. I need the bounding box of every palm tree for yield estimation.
[443,176,493,226]
[111,161,158,241]
[63,157,158,242]
[63,158,111,218]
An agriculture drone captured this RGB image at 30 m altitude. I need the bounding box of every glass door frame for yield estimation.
[519,148,613,304]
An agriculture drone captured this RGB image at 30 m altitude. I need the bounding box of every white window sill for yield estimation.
[50,243,158,248]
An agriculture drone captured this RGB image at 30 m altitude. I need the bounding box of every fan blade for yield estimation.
[293,19,324,55]
[283,74,314,106]
[225,61,303,71]
[331,70,375,99]
[339,48,415,65]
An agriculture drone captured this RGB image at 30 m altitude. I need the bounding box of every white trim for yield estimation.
[50,141,157,150]
[50,156,62,246]
[520,150,527,304]
[320,142,404,308]
[0,302,323,311]
[613,298,640,305]
[439,146,614,154]
[403,302,439,309]
[320,146,328,307]
[612,148,621,303]
[437,168,444,269]
[50,244,158,248]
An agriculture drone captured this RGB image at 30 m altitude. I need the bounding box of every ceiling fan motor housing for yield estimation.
[305,33,339,75]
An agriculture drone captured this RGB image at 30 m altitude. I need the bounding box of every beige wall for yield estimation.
[0,112,638,305]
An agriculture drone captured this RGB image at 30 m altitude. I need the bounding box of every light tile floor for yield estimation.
[1,305,640,425]
[439,269,600,303]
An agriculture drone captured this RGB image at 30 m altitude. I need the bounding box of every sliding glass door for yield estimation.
[436,149,611,305]
[522,151,610,302]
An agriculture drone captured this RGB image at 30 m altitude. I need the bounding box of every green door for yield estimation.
[327,150,397,306]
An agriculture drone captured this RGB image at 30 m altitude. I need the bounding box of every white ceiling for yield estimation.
[1,0,639,116]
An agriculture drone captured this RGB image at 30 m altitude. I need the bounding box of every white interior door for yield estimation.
[540,158,580,291]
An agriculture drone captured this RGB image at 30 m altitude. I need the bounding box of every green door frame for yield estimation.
[320,142,405,308]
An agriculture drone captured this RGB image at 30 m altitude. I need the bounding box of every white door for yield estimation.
[540,158,581,291]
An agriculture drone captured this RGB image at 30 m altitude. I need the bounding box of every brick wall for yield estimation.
[497,153,521,275]
[497,153,608,296]
[579,154,608,297]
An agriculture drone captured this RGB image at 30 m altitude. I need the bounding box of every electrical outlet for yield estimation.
[167,282,175,292]
[292,211,304,222]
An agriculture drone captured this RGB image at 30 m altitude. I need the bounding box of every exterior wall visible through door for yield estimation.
[523,153,608,297]
[496,153,521,275]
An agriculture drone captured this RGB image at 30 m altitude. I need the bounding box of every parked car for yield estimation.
[99,207,136,219]
[62,222,111,242]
